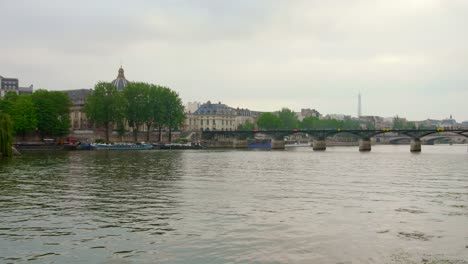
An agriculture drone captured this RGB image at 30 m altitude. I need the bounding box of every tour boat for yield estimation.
[91,143,153,150]
[284,140,310,148]
[154,142,206,150]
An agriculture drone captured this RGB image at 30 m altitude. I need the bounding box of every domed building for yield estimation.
[111,66,129,91]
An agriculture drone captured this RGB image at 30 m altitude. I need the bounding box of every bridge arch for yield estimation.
[424,136,453,145]
[388,137,411,144]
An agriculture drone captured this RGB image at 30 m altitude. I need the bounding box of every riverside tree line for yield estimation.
[238,108,367,131]
[238,108,425,131]
[0,81,184,157]
[84,82,185,143]
[0,90,71,157]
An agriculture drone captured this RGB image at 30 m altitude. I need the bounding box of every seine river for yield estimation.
[1,145,467,264]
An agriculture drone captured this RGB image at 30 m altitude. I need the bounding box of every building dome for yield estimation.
[111,66,129,91]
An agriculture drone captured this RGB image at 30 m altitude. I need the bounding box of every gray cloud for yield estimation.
[1,0,467,120]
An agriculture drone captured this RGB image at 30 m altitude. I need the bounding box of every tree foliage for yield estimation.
[84,82,124,143]
[11,94,37,139]
[277,108,299,129]
[123,82,150,142]
[257,112,282,130]
[85,81,185,143]
[31,90,71,138]
[0,113,14,158]
[300,116,360,130]
[238,120,255,131]
[0,91,18,116]
[149,85,168,142]
[392,116,415,129]
[163,89,185,142]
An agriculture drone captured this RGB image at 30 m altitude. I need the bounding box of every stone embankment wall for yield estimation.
[15,130,181,144]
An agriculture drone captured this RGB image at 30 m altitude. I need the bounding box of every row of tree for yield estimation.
[84,82,185,143]
[239,108,435,131]
[0,90,71,139]
[238,108,365,130]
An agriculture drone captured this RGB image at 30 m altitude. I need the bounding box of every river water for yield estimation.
[0,145,467,264]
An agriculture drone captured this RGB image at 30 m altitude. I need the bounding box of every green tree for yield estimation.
[0,113,14,158]
[163,90,185,143]
[84,82,124,143]
[278,108,299,129]
[392,116,414,129]
[150,86,168,142]
[238,120,255,131]
[123,82,150,142]
[342,119,360,129]
[301,116,361,130]
[0,91,18,115]
[11,94,37,140]
[257,112,282,130]
[146,85,170,142]
[31,90,71,138]
[300,116,320,129]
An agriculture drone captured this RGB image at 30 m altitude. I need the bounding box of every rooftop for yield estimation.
[64,89,92,105]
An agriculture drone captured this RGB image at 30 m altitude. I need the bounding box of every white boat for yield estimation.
[91,143,153,150]
[284,141,310,147]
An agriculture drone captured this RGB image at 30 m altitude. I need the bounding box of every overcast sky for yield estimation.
[1,0,467,121]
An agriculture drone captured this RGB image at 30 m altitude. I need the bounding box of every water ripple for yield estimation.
[0,145,467,263]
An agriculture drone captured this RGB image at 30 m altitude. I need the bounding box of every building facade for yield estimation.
[184,101,259,131]
[185,101,201,114]
[64,89,93,131]
[0,75,33,97]
[297,108,321,121]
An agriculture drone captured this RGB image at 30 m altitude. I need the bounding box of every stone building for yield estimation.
[0,75,33,97]
[64,89,93,131]
[185,101,201,114]
[184,101,260,131]
[297,108,321,121]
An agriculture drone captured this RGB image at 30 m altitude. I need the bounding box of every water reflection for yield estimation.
[0,146,467,263]
[0,150,186,262]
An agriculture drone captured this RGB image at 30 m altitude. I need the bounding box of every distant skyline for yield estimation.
[1,0,467,121]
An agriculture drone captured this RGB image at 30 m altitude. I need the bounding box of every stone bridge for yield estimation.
[201,129,468,152]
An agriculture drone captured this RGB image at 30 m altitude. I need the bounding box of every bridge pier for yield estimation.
[359,138,372,152]
[271,140,285,150]
[312,139,326,151]
[410,138,421,152]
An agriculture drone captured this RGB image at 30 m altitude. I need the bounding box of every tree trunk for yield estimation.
[105,122,110,143]
[146,123,152,142]
[158,126,162,142]
[168,128,172,143]
[133,127,138,143]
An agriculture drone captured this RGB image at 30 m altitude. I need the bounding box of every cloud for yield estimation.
[1,0,467,120]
